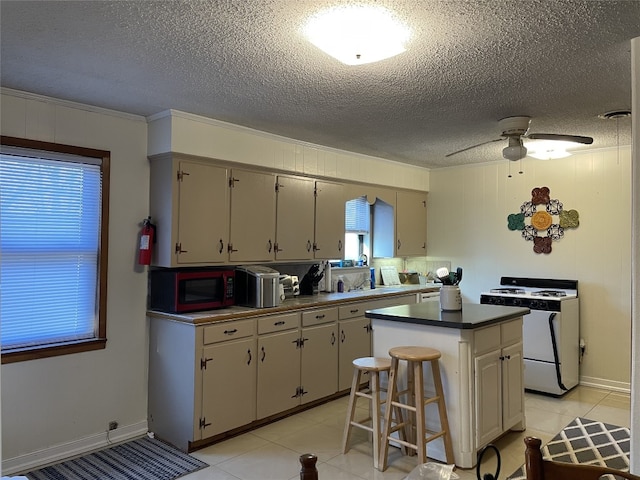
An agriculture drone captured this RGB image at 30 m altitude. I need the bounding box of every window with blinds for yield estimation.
[0,137,109,363]
[345,196,370,233]
[344,196,370,261]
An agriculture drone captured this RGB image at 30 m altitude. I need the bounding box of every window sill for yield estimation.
[1,338,107,364]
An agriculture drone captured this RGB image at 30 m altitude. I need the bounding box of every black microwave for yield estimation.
[149,268,235,313]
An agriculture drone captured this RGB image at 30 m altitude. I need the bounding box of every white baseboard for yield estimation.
[580,376,631,394]
[2,420,148,476]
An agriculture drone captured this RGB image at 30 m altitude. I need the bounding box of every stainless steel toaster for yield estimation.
[235,265,281,308]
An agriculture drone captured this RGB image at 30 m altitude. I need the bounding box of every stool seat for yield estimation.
[342,356,393,469]
[379,346,454,471]
[388,346,441,362]
[353,357,392,371]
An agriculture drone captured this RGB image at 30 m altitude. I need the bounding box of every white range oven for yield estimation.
[480,277,579,396]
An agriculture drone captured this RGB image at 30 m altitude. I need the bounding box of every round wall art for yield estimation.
[507,186,579,254]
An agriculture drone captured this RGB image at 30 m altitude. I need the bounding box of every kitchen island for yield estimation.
[365,302,530,469]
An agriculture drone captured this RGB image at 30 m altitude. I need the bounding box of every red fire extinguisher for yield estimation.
[138,217,156,266]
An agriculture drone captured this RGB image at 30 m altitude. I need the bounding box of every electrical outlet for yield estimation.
[108,421,118,431]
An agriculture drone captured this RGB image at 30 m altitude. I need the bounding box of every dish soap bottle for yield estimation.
[337,276,344,293]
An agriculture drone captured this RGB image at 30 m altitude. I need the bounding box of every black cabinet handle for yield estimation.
[247,349,252,365]
[224,329,238,335]
[261,346,266,362]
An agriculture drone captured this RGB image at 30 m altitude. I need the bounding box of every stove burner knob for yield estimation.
[530,300,540,309]
[513,298,521,306]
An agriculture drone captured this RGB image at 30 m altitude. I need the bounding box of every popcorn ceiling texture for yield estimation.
[1,0,639,168]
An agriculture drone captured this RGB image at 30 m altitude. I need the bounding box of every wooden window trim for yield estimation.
[0,136,110,364]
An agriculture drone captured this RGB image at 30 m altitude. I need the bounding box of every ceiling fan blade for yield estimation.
[446,138,502,157]
[527,133,593,145]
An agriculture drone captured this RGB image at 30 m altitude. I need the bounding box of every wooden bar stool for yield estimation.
[341,357,395,469]
[378,346,454,471]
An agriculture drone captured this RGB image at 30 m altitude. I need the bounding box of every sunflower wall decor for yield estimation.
[507,186,579,254]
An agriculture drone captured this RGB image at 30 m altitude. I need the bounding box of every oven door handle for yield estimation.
[548,312,567,391]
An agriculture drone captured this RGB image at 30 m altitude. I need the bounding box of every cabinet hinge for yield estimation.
[175,243,187,255]
[291,386,308,398]
[201,357,212,370]
[314,187,318,197]
[275,182,280,193]
[199,417,211,429]
[177,170,190,182]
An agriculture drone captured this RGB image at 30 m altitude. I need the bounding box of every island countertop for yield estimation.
[365,302,530,329]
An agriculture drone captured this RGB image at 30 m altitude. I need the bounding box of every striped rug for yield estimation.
[25,436,208,480]
[506,417,631,479]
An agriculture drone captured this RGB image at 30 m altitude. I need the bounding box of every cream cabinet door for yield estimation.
[229,169,276,262]
[314,181,345,259]
[474,349,503,446]
[176,161,229,264]
[396,190,427,257]
[201,337,256,438]
[501,341,524,429]
[275,175,315,260]
[256,329,301,419]
[338,317,372,391]
[301,323,338,403]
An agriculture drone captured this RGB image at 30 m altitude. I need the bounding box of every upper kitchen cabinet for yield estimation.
[274,175,315,260]
[396,190,428,256]
[150,156,229,267]
[372,187,397,258]
[314,181,345,260]
[371,189,427,258]
[228,169,276,263]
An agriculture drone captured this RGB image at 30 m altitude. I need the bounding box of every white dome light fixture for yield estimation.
[526,140,575,160]
[303,5,410,66]
[528,149,571,160]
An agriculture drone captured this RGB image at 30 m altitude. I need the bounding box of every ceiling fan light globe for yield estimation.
[503,144,527,161]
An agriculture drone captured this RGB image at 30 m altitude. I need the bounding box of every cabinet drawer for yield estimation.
[258,312,300,334]
[204,319,255,345]
[302,307,338,327]
[339,303,366,320]
[501,318,523,346]
[474,325,500,355]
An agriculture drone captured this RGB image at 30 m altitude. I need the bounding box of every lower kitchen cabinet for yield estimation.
[148,316,257,451]
[301,309,339,403]
[148,292,420,452]
[338,315,371,391]
[372,315,525,468]
[202,336,256,437]
[474,321,525,446]
[257,327,301,419]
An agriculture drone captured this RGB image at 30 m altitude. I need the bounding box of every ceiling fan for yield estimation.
[446,116,594,161]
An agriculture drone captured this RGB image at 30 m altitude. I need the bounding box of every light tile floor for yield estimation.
[184,386,631,480]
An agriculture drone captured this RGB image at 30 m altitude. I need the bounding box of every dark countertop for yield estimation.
[366,302,530,329]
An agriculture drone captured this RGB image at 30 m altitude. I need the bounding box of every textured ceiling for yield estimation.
[1,1,638,168]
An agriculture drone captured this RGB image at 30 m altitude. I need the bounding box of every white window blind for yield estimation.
[345,196,370,233]
[1,152,102,350]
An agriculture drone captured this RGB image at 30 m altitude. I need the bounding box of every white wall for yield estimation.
[0,90,150,474]
[428,149,633,390]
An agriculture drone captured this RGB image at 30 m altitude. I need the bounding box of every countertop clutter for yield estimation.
[147,284,441,325]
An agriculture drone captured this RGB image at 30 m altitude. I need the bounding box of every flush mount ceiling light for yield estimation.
[526,140,574,160]
[527,149,571,160]
[303,5,410,65]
